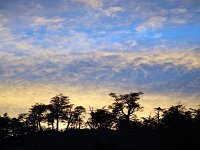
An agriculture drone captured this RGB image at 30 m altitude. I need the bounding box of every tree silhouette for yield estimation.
[17,113,30,134]
[1,92,200,150]
[109,92,143,129]
[87,107,115,130]
[50,94,71,131]
[64,103,74,131]
[142,113,157,128]
[0,113,10,140]
[70,106,86,129]
[9,117,25,137]
[190,106,200,130]
[46,105,55,130]
[162,103,192,130]
[154,107,165,126]
[29,103,47,131]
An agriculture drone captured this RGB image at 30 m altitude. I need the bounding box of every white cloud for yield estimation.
[170,17,187,24]
[130,51,200,70]
[136,16,167,33]
[32,16,65,30]
[75,0,104,9]
[104,7,125,17]
[1,50,200,116]
[170,8,188,14]
[127,40,138,47]
[0,14,14,44]
[1,50,199,84]
[14,40,34,50]
[0,25,12,41]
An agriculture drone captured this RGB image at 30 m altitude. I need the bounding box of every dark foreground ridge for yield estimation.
[1,129,199,150]
[1,92,200,149]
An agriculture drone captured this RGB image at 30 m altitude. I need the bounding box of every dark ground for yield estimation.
[0,129,199,150]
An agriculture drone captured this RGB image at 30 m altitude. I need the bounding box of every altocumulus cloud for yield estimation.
[0,0,200,116]
[1,50,200,116]
[1,51,200,93]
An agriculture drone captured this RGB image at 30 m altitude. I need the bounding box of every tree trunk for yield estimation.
[56,117,59,131]
[157,111,160,124]
[78,117,81,129]
[66,114,73,131]
[39,120,42,131]
[51,122,54,130]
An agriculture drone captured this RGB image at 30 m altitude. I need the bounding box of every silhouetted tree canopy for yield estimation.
[29,103,47,131]
[109,91,143,129]
[1,91,200,150]
[49,94,71,131]
[70,106,86,129]
[87,107,115,130]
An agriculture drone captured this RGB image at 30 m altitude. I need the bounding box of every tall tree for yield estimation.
[162,103,192,130]
[70,106,86,129]
[50,94,71,131]
[154,107,165,125]
[17,113,29,134]
[46,105,55,130]
[109,91,143,129]
[29,103,47,131]
[9,117,24,137]
[87,107,115,130]
[191,106,200,130]
[0,113,11,140]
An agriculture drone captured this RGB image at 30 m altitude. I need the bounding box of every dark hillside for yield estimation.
[1,93,200,150]
[1,129,199,150]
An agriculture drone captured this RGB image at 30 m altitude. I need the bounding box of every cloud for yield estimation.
[0,14,14,45]
[0,24,12,43]
[170,8,188,14]
[1,79,200,117]
[169,17,187,24]
[75,0,104,9]
[33,17,64,26]
[32,16,65,30]
[136,16,167,33]
[1,50,200,93]
[127,40,138,47]
[104,7,125,17]
[0,0,200,117]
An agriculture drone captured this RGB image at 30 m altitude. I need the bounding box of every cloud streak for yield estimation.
[1,51,199,95]
[0,0,200,116]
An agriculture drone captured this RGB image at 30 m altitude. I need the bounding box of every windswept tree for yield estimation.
[50,94,71,131]
[109,92,143,129]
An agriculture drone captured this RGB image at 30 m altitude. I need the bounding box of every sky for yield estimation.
[0,0,200,117]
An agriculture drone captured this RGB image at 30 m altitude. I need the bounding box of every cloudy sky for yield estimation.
[0,0,200,117]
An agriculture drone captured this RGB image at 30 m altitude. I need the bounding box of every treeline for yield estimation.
[0,92,200,141]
